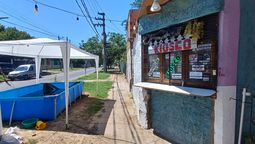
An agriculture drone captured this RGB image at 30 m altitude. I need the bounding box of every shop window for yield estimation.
[148,54,160,78]
[142,14,218,89]
[165,52,182,80]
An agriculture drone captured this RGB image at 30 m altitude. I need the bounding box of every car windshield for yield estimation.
[15,66,28,71]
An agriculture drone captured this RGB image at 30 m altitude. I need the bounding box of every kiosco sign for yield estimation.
[148,36,197,54]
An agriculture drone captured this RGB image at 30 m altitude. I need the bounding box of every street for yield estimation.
[0,67,96,91]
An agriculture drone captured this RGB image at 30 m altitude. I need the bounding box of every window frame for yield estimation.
[141,14,218,89]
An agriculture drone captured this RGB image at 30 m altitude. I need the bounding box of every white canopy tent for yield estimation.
[0,38,99,134]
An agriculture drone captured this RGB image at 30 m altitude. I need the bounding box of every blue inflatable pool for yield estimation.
[0,82,83,121]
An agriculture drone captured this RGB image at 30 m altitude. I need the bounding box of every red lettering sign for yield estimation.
[169,42,174,52]
[175,40,182,51]
[183,39,191,50]
[152,38,194,54]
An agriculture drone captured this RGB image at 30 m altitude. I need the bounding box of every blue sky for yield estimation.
[0,0,133,46]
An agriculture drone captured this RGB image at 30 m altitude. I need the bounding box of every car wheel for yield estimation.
[23,75,29,80]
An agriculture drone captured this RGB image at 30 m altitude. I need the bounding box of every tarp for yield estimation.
[0,38,99,133]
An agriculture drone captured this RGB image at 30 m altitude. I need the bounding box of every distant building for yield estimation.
[126,9,139,92]
[0,55,34,68]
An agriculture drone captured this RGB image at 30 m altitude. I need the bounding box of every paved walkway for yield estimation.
[100,74,169,144]
[4,73,169,144]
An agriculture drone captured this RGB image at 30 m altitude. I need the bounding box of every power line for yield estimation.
[92,0,125,33]
[75,0,101,39]
[25,0,123,22]
[80,0,100,36]
[94,0,104,12]
[0,19,58,38]
[0,9,59,38]
[86,0,98,17]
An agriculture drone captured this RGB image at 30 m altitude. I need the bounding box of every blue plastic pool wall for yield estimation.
[0,82,83,121]
[54,82,84,116]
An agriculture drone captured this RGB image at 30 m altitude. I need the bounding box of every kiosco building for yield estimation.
[128,0,255,143]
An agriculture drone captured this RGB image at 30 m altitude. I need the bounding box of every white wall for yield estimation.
[126,47,132,90]
[132,33,150,129]
[214,86,236,144]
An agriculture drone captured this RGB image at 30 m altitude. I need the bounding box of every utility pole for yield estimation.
[94,12,107,72]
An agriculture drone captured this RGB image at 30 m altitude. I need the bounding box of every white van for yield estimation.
[8,64,36,80]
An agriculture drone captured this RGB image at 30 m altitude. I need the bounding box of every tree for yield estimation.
[79,36,103,65]
[0,24,32,40]
[131,0,142,9]
[79,32,126,68]
[107,32,126,67]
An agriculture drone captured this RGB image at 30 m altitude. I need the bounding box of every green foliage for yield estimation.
[80,36,103,64]
[85,99,104,115]
[131,0,142,9]
[0,75,4,81]
[107,32,126,66]
[79,32,127,67]
[244,135,255,144]
[84,81,113,98]
[0,24,32,40]
[26,139,38,144]
[76,71,110,80]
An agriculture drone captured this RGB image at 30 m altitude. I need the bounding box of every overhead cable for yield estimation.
[25,0,123,22]
[75,0,101,39]
[0,19,59,38]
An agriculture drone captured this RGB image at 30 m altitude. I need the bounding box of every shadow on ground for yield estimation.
[5,95,115,135]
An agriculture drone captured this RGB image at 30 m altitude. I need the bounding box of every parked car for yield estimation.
[8,64,36,80]
[0,64,14,75]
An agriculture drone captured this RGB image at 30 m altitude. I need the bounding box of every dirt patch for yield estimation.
[4,93,115,143]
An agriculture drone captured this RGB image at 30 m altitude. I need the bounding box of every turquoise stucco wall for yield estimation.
[150,90,214,144]
[138,0,224,35]
[235,0,255,142]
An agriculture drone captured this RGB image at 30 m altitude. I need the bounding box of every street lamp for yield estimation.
[150,0,161,12]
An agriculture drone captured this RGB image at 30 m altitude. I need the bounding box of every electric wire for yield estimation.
[86,0,98,17]
[25,0,122,22]
[0,9,59,38]
[80,0,100,36]
[92,0,125,33]
[75,0,101,39]
[0,19,58,38]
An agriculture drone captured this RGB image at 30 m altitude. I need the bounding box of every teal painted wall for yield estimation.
[235,0,255,143]
[138,0,224,35]
[150,90,214,144]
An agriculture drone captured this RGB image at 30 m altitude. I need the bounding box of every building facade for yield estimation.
[128,0,249,143]
[126,10,139,91]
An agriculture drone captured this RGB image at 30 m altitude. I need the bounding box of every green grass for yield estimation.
[0,75,8,81]
[77,71,110,80]
[0,75,4,81]
[84,81,113,98]
[85,99,104,115]
[26,139,38,144]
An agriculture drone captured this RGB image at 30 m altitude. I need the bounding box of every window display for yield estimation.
[142,14,218,89]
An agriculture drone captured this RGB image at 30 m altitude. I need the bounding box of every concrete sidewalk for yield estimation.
[91,73,170,144]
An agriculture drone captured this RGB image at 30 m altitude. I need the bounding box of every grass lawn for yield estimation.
[0,75,8,81]
[77,71,110,80]
[84,81,113,98]
[0,75,4,81]
[85,99,104,115]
